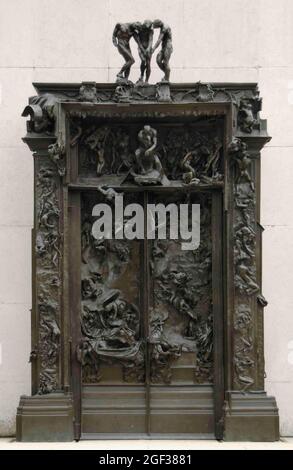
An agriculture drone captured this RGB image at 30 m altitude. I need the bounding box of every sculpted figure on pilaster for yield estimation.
[229,137,263,391]
[35,161,62,394]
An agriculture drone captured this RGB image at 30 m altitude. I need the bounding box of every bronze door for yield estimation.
[69,189,224,439]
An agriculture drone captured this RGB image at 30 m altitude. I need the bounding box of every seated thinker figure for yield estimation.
[131,125,168,185]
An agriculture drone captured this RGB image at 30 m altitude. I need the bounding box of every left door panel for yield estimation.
[71,191,147,437]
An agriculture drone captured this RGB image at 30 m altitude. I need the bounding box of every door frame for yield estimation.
[211,191,225,439]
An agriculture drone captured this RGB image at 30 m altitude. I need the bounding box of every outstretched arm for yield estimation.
[133,32,145,53]
[145,135,157,157]
[152,31,163,52]
[147,30,154,54]
[112,24,119,47]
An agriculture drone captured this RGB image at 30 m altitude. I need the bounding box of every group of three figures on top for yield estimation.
[112,20,172,84]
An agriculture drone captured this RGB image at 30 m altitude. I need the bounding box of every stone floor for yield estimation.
[0,437,292,450]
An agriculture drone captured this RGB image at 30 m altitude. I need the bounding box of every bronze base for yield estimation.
[16,390,279,442]
[224,392,279,441]
[16,393,74,442]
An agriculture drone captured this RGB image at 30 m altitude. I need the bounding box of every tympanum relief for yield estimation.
[74,119,224,186]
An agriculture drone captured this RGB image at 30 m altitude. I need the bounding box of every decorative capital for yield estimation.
[79,82,98,103]
[22,93,58,135]
[237,93,262,134]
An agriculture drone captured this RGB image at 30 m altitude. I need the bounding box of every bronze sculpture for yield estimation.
[181,150,200,185]
[84,126,110,176]
[152,19,173,82]
[112,19,172,83]
[112,22,140,81]
[229,137,254,190]
[134,20,154,84]
[131,125,168,185]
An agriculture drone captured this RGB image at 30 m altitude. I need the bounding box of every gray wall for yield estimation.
[0,0,292,436]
